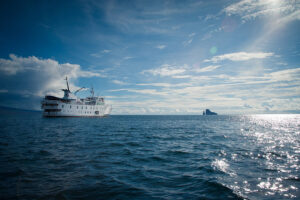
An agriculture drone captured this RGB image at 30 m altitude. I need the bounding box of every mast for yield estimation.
[65,77,70,91]
[90,86,94,97]
[62,76,71,99]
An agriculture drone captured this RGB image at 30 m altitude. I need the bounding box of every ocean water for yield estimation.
[0,110,299,200]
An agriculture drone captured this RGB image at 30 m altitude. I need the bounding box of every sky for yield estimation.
[0,0,299,114]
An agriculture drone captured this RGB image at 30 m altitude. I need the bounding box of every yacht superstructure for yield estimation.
[41,77,112,117]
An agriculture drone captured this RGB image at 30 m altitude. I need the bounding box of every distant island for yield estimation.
[203,109,218,115]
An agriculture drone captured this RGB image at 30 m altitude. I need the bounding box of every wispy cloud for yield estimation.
[112,80,128,85]
[204,52,274,63]
[0,89,8,93]
[202,26,224,40]
[99,1,178,34]
[268,67,300,82]
[156,45,166,49]
[183,38,193,46]
[183,32,196,46]
[193,65,221,73]
[142,64,187,77]
[172,75,191,79]
[102,49,111,53]
[123,56,134,60]
[188,32,196,37]
[109,88,168,96]
[204,14,218,21]
[90,49,111,57]
[137,82,191,87]
[223,0,299,23]
[276,9,300,24]
[109,66,300,114]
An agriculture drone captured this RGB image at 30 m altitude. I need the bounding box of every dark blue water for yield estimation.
[0,110,299,200]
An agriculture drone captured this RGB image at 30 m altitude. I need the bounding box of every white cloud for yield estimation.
[102,49,111,53]
[204,52,274,63]
[193,65,221,73]
[90,49,111,57]
[183,38,193,46]
[189,32,196,37]
[109,88,168,96]
[137,83,172,87]
[182,32,197,46]
[172,75,191,79]
[99,0,204,35]
[142,64,187,77]
[202,26,224,41]
[224,0,300,22]
[112,80,128,85]
[269,67,300,82]
[276,9,300,24]
[90,53,101,58]
[204,14,218,21]
[137,82,191,87]
[123,56,133,60]
[0,54,103,97]
[156,45,166,49]
[109,67,300,114]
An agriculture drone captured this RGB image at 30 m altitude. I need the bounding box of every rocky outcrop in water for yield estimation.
[203,109,217,115]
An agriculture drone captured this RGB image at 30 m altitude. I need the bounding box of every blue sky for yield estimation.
[0,0,299,114]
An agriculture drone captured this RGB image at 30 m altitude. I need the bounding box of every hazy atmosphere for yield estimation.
[0,0,299,114]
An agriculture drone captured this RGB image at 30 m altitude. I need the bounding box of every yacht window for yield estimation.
[62,105,64,108]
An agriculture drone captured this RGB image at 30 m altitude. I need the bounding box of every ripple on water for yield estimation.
[0,114,299,199]
[211,159,236,176]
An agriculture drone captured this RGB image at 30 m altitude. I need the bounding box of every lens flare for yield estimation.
[210,46,218,54]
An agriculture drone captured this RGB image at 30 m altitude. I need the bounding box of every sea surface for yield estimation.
[0,110,299,200]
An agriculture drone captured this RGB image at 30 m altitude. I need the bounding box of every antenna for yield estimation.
[74,87,86,95]
[65,77,70,91]
[90,85,94,97]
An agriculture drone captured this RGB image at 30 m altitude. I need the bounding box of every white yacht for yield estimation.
[41,77,112,117]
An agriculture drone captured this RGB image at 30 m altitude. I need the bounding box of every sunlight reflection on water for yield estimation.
[225,114,300,199]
